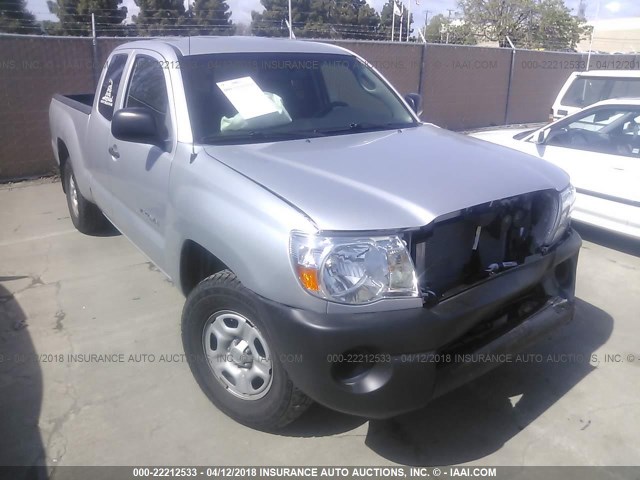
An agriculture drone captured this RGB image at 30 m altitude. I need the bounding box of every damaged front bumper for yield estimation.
[260,230,581,419]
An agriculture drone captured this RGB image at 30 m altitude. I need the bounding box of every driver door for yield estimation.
[107,50,175,269]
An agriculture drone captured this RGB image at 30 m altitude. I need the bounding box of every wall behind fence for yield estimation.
[421,44,512,130]
[0,37,95,179]
[0,34,639,180]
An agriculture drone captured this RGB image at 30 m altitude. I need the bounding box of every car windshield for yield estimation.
[180,53,418,145]
[542,106,640,157]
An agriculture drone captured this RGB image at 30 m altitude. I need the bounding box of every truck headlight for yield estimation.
[544,184,576,246]
[290,232,419,304]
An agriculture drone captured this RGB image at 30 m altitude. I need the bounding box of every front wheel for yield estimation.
[182,271,312,430]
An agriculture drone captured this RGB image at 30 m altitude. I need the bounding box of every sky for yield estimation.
[26,0,640,30]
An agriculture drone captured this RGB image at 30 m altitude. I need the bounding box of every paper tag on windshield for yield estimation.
[216,77,278,120]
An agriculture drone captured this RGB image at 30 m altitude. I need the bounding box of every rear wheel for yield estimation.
[182,270,312,430]
[64,162,109,235]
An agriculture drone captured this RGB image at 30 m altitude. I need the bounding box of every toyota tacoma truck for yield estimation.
[49,37,580,430]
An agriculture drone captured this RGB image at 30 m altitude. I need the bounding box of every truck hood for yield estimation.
[203,124,569,231]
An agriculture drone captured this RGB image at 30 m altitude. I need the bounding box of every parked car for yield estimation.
[470,98,640,239]
[49,37,580,430]
[551,69,640,120]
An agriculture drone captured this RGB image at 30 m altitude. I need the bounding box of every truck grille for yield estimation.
[410,190,558,301]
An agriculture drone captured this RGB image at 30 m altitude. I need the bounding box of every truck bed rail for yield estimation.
[53,93,94,115]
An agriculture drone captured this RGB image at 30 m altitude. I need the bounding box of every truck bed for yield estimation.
[49,93,96,176]
[52,94,95,115]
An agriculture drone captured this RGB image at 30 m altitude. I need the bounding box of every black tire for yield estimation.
[63,162,109,235]
[182,270,312,430]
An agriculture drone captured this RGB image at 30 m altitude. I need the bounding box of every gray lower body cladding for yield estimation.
[258,230,581,419]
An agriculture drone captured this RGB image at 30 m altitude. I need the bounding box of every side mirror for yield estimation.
[111,108,161,147]
[535,128,551,145]
[404,93,423,117]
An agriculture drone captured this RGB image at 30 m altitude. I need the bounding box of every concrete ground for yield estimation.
[1,180,639,468]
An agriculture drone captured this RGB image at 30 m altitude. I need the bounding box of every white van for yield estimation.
[551,70,640,120]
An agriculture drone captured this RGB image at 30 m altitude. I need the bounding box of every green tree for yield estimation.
[251,0,289,37]
[531,0,587,50]
[300,0,330,38]
[331,0,380,39]
[298,0,331,38]
[251,0,300,37]
[47,0,127,36]
[458,0,588,50]
[459,0,534,46]
[0,0,40,33]
[251,0,380,39]
[379,0,413,41]
[187,0,234,35]
[251,0,340,39]
[133,0,185,36]
[423,13,476,45]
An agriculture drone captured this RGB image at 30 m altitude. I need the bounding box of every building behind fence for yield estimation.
[1,34,639,180]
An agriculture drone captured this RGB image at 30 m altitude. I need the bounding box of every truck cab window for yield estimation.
[98,54,128,121]
[561,78,610,108]
[125,55,170,138]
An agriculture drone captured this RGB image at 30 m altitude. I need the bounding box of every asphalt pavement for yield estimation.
[1,179,639,468]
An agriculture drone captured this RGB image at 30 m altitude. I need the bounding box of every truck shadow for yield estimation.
[91,221,121,238]
[0,280,48,479]
[279,403,366,437]
[363,298,612,465]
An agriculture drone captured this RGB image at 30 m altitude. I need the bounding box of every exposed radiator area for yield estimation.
[409,190,559,301]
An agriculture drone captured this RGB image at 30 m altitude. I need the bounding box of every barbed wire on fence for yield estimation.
[2,8,640,53]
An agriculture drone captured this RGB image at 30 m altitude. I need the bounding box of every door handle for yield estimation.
[108,145,120,159]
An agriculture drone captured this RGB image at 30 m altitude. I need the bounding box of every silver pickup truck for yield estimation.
[49,37,581,430]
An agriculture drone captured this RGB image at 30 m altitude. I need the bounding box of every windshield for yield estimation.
[180,53,418,145]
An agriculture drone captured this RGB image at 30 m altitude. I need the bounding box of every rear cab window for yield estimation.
[561,77,610,108]
[98,54,128,120]
[609,78,640,98]
[561,76,640,109]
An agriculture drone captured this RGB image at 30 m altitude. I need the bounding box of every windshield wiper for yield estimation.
[200,122,416,144]
[200,130,325,145]
[314,121,417,136]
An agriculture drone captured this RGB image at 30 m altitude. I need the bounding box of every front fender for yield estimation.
[164,146,327,314]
